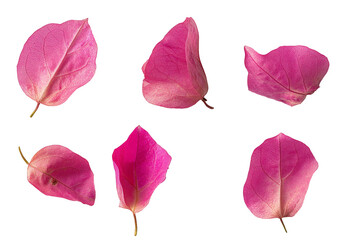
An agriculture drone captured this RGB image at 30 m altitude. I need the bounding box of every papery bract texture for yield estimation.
[142,17,212,109]
[20,145,95,206]
[112,126,171,213]
[244,46,329,106]
[17,19,97,116]
[243,133,318,231]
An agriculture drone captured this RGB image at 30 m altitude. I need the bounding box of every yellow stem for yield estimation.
[133,212,138,236]
[30,102,40,118]
[280,218,287,233]
[18,146,29,165]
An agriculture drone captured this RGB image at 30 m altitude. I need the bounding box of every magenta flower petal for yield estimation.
[142,17,213,109]
[19,145,96,206]
[244,46,329,106]
[243,133,318,232]
[112,126,172,235]
[17,19,97,117]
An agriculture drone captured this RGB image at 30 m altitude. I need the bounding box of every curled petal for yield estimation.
[244,46,329,106]
[20,145,95,206]
[142,18,212,109]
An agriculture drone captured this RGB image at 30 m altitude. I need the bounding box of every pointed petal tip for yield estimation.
[79,18,89,24]
[244,45,253,53]
[276,133,293,141]
[274,133,285,140]
[183,17,197,28]
[133,125,148,138]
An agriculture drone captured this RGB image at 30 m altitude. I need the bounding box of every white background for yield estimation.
[1,0,359,239]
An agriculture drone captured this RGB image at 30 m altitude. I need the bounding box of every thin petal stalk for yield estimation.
[280,218,287,233]
[18,146,29,165]
[133,212,138,236]
[201,98,214,109]
[30,102,40,118]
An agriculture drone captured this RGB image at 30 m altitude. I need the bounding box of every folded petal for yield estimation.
[142,18,212,109]
[20,145,96,206]
[244,46,329,106]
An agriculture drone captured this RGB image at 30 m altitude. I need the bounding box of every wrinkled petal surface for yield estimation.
[27,145,96,206]
[243,133,318,219]
[112,126,171,213]
[142,17,209,108]
[244,46,329,106]
[17,19,97,106]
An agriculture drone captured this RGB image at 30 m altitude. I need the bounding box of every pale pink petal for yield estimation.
[142,18,212,109]
[244,46,329,106]
[17,19,97,117]
[243,133,318,231]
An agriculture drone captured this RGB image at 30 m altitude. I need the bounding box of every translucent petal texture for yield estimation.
[244,46,329,106]
[17,19,97,116]
[112,126,172,213]
[142,17,212,109]
[243,133,318,222]
[24,145,95,206]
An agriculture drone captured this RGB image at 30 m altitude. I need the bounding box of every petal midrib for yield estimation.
[247,51,307,96]
[38,20,87,103]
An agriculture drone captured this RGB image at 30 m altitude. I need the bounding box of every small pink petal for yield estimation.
[243,133,318,231]
[20,145,96,206]
[17,19,97,117]
[244,46,329,106]
[142,18,212,109]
